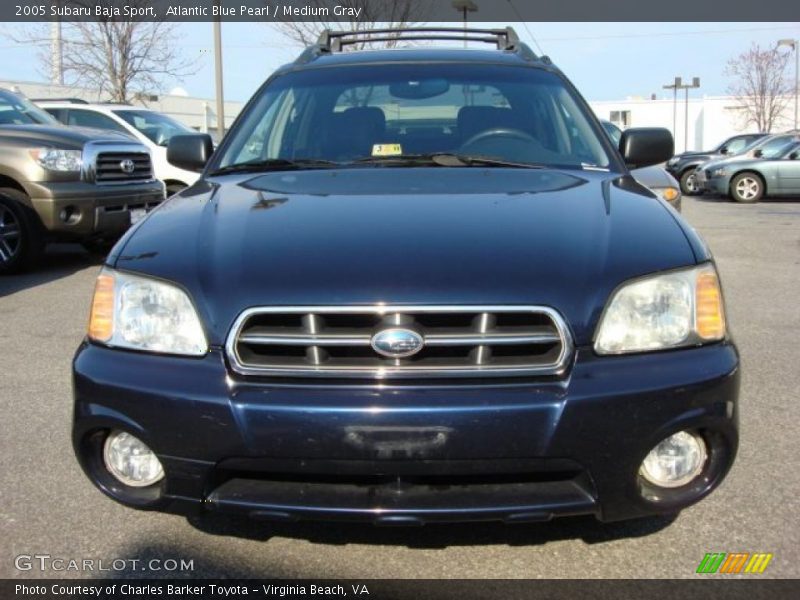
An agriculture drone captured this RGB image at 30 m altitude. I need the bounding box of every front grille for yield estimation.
[94,151,153,183]
[226,305,572,379]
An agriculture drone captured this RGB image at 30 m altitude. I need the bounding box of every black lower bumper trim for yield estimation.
[205,476,598,524]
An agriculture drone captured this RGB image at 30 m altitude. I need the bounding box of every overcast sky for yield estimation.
[1,22,798,103]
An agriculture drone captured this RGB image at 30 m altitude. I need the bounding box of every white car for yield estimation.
[36,100,200,195]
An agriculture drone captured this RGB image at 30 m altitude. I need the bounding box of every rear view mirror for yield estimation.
[619,128,674,169]
[167,134,214,172]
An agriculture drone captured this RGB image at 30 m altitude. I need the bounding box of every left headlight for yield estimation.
[29,147,82,172]
[594,264,726,355]
[88,268,207,356]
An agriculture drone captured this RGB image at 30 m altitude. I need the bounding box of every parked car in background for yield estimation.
[695,133,800,197]
[72,28,739,526]
[666,133,767,195]
[0,89,163,274]
[699,141,800,203]
[37,100,199,196]
[601,120,681,210]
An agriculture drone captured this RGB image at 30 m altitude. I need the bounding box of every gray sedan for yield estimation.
[700,141,800,203]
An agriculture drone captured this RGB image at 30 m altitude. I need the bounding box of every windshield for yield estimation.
[113,109,194,146]
[217,64,613,171]
[0,90,59,126]
[600,121,622,146]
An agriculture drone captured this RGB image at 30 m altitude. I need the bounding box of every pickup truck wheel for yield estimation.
[730,172,764,203]
[0,189,44,275]
[679,169,702,196]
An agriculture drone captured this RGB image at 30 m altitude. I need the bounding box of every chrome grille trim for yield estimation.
[81,141,156,185]
[226,305,573,379]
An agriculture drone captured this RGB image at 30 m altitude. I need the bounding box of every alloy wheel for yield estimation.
[685,173,699,194]
[735,177,760,201]
[0,204,21,264]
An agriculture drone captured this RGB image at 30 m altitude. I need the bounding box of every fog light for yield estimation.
[103,430,164,487]
[640,430,707,488]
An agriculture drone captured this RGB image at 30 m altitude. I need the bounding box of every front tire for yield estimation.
[730,172,764,203]
[0,188,44,275]
[679,169,702,196]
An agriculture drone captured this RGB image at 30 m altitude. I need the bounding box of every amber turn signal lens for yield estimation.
[695,270,725,340]
[661,187,680,202]
[88,274,115,342]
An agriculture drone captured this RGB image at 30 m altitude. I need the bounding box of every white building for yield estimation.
[590,95,795,152]
[0,79,245,135]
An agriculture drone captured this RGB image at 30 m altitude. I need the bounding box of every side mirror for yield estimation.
[789,151,799,160]
[167,134,214,172]
[753,149,763,158]
[619,127,674,169]
[719,145,728,155]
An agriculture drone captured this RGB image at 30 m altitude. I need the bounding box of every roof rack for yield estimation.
[30,97,88,104]
[295,27,538,64]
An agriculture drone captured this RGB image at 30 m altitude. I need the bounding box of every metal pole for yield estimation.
[673,87,677,141]
[213,4,225,141]
[462,8,467,48]
[684,87,690,152]
[794,42,799,130]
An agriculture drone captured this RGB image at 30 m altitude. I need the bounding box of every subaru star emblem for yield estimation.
[119,159,136,174]
[371,328,424,358]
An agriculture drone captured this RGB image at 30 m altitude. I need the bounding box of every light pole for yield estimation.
[663,77,700,151]
[778,39,798,130]
[451,0,478,48]
[663,77,681,141]
[213,0,225,141]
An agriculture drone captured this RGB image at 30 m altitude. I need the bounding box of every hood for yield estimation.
[675,151,718,161]
[630,165,674,189]
[112,168,699,346]
[0,124,136,149]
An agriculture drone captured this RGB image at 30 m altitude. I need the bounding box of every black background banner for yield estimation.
[3,579,800,600]
[6,0,800,22]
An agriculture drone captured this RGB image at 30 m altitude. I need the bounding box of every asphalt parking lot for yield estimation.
[1,194,798,580]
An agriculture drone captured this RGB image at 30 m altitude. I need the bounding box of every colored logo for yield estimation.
[697,552,773,574]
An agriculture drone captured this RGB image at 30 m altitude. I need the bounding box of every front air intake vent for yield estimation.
[226,306,572,379]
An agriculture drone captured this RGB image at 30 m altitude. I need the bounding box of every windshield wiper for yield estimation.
[209,158,338,176]
[351,153,545,169]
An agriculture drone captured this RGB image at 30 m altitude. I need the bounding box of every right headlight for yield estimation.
[29,147,83,172]
[594,264,726,355]
[87,268,207,356]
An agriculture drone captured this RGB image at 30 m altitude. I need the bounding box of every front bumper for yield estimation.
[26,180,165,239]
[72,342,739,524]
[693,169,731,196]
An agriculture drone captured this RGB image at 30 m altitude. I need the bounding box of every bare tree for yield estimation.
[725,43,794,132]
[273,0,429,50]
[12,1,196,104]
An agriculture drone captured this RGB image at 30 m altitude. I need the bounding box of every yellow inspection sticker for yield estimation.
[372,143,403,156]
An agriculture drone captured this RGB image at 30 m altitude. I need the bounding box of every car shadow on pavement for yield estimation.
[0,244,103,298]
[185,512,677,549]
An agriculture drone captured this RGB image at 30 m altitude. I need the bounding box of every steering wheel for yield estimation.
[462,127,538,148]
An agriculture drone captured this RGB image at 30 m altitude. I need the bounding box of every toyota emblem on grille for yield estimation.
[119,159,136,174]
[371,328,424,358]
